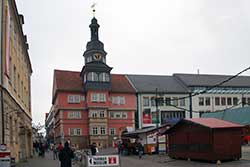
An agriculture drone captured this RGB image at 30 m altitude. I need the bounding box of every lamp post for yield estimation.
[155,88,159,154]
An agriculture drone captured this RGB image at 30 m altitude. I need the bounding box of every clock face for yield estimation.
[93,53,102,60]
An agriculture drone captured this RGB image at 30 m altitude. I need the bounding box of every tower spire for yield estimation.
[90,2,99,41]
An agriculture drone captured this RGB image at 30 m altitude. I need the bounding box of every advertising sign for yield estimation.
[0,157,11,167]
[88,155,119,167]
[158,135,166,143]
[158,143,166,153]
[143,109,151,124]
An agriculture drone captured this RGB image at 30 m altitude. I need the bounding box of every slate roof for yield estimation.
[53,70,135,93]
[174,73,250,88]
[126,74,188,93]
[201,107,250,126]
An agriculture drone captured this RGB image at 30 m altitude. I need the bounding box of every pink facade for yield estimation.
[52,71,136,148]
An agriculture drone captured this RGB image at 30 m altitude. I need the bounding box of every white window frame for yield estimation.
[69,128,82,136]
[68,95,81,104]
[122,112,127,119]
[86,56,92,63]
[115,112,121,118]
[199,97,204,106]
[143,97,150,106]
[87,72,98,81]
[92,127,98,135]
[109,128,116,135]
[92,111,98,118]
[109,112,127,119]
[68,111,81,119]
[99,94,106,102]
[100,127,106,135]
[100,111,105,118]
[99,73,109,82]
[111,96,125,105]
[91,93,106,102]
[110,112,114,118]
[91,93,98,102]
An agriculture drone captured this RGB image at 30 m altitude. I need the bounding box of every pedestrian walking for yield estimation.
[52,144,58,160]
[136,141,143,159]
[59,141,74,167]
[90,143,97,155]
[57,142,64,152]
[39,142,45,157]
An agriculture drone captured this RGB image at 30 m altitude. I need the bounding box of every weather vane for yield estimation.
[91,2,97,17]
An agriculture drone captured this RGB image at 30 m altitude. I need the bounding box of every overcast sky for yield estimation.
[15,0,250,125]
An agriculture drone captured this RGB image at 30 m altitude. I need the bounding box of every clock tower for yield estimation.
[80,17,112,90]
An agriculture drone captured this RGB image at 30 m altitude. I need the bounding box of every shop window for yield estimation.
[233,97,238,105]
[227,97,232,105]
[205,97,210,106]
[199,97,204,106]
[179,98,185,106]
[221,97,226,106]
[143,97,149,106]
[215,97,220,106]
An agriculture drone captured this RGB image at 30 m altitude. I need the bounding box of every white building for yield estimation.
[127,73,250,129]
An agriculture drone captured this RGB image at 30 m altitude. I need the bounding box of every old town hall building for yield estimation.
[48,15,250,149]
[51,17,136,148]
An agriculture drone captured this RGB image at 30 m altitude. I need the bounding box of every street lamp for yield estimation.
[155,88,159,154]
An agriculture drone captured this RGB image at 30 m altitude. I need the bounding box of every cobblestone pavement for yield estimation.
[16,151,79,167]
[16,146,250,167]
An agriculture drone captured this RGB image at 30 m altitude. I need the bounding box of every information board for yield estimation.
[0,157,11,167]
[87,155,119,167]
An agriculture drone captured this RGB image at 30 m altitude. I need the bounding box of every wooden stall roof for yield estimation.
[163,118,243,134]
[122,124,173,138]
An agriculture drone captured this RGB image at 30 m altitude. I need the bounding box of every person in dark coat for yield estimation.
[59,141,74,167]
[90,143,97,155]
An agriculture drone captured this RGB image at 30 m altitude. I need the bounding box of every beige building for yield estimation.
[0,0,32,162]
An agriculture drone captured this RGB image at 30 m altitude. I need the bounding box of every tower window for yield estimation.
[102,57,106,63]
[86,56,92,63]
[87,72,98,81]
[99,73,109,82]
